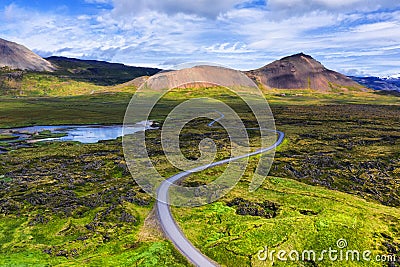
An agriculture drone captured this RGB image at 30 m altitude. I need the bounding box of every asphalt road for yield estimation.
[156,113,285,267]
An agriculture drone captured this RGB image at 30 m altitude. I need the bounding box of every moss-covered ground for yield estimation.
[0,84,399,266]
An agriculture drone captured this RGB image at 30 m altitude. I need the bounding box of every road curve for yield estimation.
[156,114,285,267]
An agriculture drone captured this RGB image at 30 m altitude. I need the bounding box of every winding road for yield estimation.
[156,113,285,267]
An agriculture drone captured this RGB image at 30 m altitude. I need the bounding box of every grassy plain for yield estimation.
[0,82,399,266]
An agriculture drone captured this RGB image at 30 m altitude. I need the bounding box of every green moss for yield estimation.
[0,84,398,266]
[173,173,400,266]
[0,134,18,141]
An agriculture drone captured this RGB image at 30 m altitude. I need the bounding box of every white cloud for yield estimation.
[220,9,340,49]
[353,21,399,33]
[110,0,247,18]
[267,0,398,14]
[1,2,400,76]
[204,42,254,53]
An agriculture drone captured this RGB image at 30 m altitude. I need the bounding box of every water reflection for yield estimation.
[0,121,154,144]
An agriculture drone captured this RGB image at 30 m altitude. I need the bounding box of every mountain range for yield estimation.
[1,38,399,92]
[350,76,400,92]
[0,38,161,86]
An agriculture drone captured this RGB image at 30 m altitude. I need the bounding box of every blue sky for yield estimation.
[1,0,399,77]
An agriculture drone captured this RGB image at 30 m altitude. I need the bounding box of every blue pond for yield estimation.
[1,121,154,144]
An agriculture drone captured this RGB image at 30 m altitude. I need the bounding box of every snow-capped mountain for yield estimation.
[350,75,400,92]
[386,73,400,79]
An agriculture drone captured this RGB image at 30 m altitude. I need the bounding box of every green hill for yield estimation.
[0,57,161,96]
[46,56,161,86]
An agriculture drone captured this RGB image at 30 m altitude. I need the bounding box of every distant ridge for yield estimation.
[350,76,400,92]
[46,56,161,86]
[0,38,55,72]
[246,53,366,91]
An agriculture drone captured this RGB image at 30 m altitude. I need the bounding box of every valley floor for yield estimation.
[0,89,399,266]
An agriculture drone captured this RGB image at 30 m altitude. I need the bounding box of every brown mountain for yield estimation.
[0,38,55,72]
[246,53,366,91]
[145,65,255,90]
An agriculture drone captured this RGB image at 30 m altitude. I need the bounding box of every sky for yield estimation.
[0,0,399,77]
